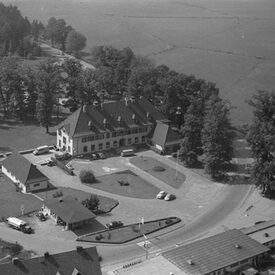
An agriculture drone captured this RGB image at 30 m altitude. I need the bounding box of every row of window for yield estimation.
[81,127,148,143]
[58,140,71,153]
[82,136,146,153]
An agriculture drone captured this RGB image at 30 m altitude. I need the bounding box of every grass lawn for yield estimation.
[130,156,186,189]
[35,187,118,213]
[77,217,181,244]
[90,170,160,199]
[0,174,43,219]
[0,119,56,153]
[0,239,34,263]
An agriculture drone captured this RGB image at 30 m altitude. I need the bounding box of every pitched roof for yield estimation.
[0,246,102,275]
[1,153,48,185]
[149,120,182,147]
[162,229,269,275]
[58,98,165,138]
[241,220,275,235]
[44,196,96,224]
[241,220,275,245]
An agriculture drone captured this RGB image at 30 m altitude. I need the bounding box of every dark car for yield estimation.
[98,152,106,159]
[106,221,124,230]
[36,212,47,221]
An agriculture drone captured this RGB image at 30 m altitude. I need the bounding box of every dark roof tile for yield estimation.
[162,229,269,275]
[44,196,96,224]
[1,153,48,185]
[0,246,102,275]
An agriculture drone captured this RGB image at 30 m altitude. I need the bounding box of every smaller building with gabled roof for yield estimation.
[147,120,182,154]
[42,195,96,230]
[162,229,269,275]
[1,153,49,193]
[0,246,102,275]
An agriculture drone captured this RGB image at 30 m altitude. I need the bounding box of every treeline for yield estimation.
[0,3,86,59]
[0,44,234,179]
[0,3,43,57]
[247,91,275,197]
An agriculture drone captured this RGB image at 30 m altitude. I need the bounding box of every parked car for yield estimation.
[106,221,124,230]
[65,163,74,170]
[40,159,51,166]
[33,145,50,155]
[156,191,167,199]
[90,153,98,160]
[164,194,176,201]
[36,212,47,222]
[98,152,106,159]
[47,160,55,167]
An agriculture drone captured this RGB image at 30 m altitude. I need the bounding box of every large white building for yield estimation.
[57,98,182,156]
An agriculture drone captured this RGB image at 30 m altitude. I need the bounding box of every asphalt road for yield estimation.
[99,183,251,269]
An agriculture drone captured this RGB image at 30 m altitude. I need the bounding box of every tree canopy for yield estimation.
[65,30,86,58]
[247,91,275,195]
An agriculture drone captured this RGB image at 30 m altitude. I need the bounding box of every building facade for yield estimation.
[57,98,182,156]
[1,153,49,193]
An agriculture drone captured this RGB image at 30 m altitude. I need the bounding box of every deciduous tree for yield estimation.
[65,30,86,58]
[201,96,234,179]
[247,91,275,195]
[36,59,60,133]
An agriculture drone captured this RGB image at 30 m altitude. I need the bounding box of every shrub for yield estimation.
[9,242,23,256]
[118,180,130,186]
[82,195,100,212]
[153,166,165,172]
[79,170,96,183]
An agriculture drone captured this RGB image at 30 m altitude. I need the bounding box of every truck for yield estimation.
[7,217,33,234]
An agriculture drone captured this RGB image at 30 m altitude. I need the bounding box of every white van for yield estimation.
[121,149,134,157]
[33,145,50,155]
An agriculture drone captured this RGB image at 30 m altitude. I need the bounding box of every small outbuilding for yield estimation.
[1,152,49,193]
[42,195,96,230]
[147,120,182,154]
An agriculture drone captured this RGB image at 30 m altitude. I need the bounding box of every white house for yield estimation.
[56,97,182,156]
[1,153,49,193]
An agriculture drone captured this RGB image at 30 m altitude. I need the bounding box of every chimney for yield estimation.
[12,257,20,265]
[117,116,121,124]
[93,100,99,107]
[76,246,83,253]
[44,252,50,258]
[187,259,194,265]
[88,121,93,130]
[234,244,241,249]
[103,118,107,126]
[146,111,150,119]
[132,114,136,121]
[125,97,129,107]
[58,198,63,203]
[83,105,87,113]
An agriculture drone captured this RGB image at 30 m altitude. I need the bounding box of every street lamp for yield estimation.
[175,150,179,179]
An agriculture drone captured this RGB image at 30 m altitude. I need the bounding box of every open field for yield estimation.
[3,0,275,124]
[130,156,186,189]
[91,170,160,199]
[0,120,56,154]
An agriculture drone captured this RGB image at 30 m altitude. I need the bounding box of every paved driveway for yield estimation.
[24,150,225,227]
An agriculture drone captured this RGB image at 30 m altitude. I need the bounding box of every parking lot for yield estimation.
[23,150,225,227]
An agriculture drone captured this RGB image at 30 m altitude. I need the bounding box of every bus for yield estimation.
[121,149,135,157]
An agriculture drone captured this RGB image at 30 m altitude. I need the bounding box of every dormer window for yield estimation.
[117,116,122,124]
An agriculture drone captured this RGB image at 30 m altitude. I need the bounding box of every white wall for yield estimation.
[28,180,48,192]
[57,126,151,156]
